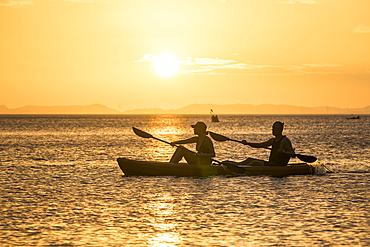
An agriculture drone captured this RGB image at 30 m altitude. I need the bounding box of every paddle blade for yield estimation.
[296,154,317,163]
[209,132,230,142]
[132,127,153,139]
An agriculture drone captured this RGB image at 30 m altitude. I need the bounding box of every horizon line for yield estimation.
[1,103,370,115]
[2,103,370,110]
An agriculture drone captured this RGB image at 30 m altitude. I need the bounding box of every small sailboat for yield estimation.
[210,109,219,122]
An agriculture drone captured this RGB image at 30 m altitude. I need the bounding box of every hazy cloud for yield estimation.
[182,57,307,74]
[304,64,343,67]
[133,54,156,63]
[184,57,236,66]
[277,0,317,4]
[0,0,108,7]
[183,57,252,73]
[65,0,94,2]
[134,55,345,75]
[353,24,370,34]
[203,63,252,70]
[186,60,347,75]
[0,0,33,7]
[64,0,110,2]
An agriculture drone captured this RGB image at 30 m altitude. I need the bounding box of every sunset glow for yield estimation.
[0,0,369,111]
[153,53,180,78]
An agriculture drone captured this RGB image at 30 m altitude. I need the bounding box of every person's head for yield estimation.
[272,121,284,136]
[191,122,207,135]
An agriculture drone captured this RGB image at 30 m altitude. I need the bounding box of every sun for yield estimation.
[153,52,180,78]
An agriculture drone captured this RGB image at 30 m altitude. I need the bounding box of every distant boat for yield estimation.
[346,115,360,119]
[210,109,219,122]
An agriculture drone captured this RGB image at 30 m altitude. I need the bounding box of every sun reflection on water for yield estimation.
[146,232,181,247]
[151,127,183,137]
[144,194,182,246]
[140,121,195,161]
[2,115,370,246]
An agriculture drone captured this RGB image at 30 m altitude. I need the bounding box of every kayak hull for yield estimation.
[117,158,230,177]
[117,158,316,177]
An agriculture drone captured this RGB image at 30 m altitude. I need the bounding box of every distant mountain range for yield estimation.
[1,103,369,115]
[0,104,120,114]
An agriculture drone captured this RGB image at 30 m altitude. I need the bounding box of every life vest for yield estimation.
[196,136,212,154]
[196,136,213,165]
[268,136,291,166]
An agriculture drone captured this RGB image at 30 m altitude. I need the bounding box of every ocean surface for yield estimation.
[1,114,369,246]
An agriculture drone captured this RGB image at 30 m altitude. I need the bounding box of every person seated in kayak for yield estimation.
[170,122,215,165]
[241,121,295,166]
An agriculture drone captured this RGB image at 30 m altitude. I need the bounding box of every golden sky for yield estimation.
[1,0,369,110]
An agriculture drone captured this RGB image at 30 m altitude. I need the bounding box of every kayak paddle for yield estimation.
[209,131,317,163]
[133,127,173,145]
[132,127,222,164]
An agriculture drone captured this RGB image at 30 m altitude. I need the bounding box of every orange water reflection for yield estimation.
[144,121,194,161]
[151,126,183,137]
[147,233,181,247]
[143,194,182,246]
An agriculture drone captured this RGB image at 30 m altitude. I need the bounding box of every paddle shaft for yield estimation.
[152,136,172,146]
[227,137,272,150]
[229,138,313,162]
[210,132,317,163]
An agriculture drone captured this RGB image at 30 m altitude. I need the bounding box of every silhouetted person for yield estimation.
[170,122,215,165]
[241,121,295,166]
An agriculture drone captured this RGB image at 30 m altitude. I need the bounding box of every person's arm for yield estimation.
[197,137,215,158]
[171,137,198,146]
[277,138,295,156]
[241,138,274,148]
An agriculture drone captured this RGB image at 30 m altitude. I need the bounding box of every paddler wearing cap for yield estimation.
[169,122,215,165]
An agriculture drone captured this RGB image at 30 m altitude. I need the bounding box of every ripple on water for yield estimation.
[1,115,369,246]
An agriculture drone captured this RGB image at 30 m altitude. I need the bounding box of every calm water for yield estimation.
[1,115,369,246]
